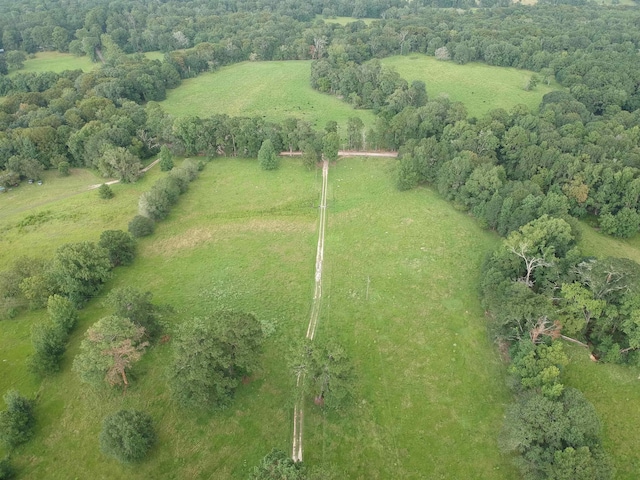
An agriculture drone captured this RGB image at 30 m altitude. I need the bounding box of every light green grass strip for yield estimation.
[381,54,561,118]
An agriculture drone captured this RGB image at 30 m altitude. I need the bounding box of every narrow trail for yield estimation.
[87,158,161,190]
[292,158,329,463]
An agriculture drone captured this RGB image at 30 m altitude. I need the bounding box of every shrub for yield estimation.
[0,457,14,480]
[57,161,70,176]
[0,390,35,449]
[28,322,67,376]
[158,146,173,172]
[98,230,136,267]
[99,410,156,463]
[47,295,78,334]
[259,139,279,170]
[98,184,114,199]
[128,215,155,238]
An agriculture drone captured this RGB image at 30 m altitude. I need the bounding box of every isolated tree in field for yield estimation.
[128,215,155,238]
[73,316,148,390]
[28,322,67,376]
[99,147,142,183]
[0,390,35,449]
[98,183,114,199]
[168,311,263,408]
[259,139,279,170]
[250,448,306,480]
[51,242,112,306]
[158,145,174,171]
[104,287,162,339]
[100,410,156,463]
[322,132,340,162]
[98,230,136,267]
[300,142,320,171]
[290,338,355,408]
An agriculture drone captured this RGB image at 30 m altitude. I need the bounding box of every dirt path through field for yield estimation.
[292,157,329,462]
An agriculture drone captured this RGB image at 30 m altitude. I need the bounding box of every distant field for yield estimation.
[159,60,376,132]
[381,54,561,118]
[11,51,96,75]
[319,15,376,25]
[143,51,165,61]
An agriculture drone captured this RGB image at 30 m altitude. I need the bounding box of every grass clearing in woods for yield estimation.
[159,60,376,133]
[381,54,561,118]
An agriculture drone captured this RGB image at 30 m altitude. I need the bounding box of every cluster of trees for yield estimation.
[482,216,640,365]
[0,229,136,318]
[500,340,611,479]
[132,157,202,238]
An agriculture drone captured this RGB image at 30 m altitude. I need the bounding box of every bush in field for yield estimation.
[158,146,174,172]
[128,215,155,238]
[259,139,279,170]
[98,230,136,267]
[99,410,156,463]
[0,390,35,449]
[98,183,114,199]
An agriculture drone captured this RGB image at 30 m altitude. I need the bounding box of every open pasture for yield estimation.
[1,157,518,478]
[11,51,96,75]
[381,54,560,118]
[159,60,376,132]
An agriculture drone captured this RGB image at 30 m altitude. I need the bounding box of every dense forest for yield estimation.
[2,0,640,478]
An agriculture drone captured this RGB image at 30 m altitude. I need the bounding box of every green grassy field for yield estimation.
[0,157,519,478]
[10,51,96,75]
[319,15,376,25]
[381,54,561,118]
[143,51,165,61]
[159,61,376,133]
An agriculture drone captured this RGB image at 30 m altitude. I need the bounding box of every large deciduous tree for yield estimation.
[168,311,263,409]
[98,230,136,267]
[99,410,156,463]
[73,316,148,390]
[51,242,112,307]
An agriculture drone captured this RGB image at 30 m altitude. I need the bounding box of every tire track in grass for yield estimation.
[292,158,329,462]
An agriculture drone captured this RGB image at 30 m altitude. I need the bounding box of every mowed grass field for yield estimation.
[11,51,96,75]
[0,157,519,478]
[381,54,561,118]
[304,158,517,478]
[159,61,376,132]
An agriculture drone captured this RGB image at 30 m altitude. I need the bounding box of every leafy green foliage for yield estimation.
[51,242,112,307]
[73,316,148,390]
[258,139,279,171]
[0,457,15,480]
[99,410,156,463]
[97,184,114,199]
[322,132,340,162]
[98,230,136,267]
[128,215,155,238]
[509,340,568,398]
[290,338,355,409]
[158,146,174,172]
[28,322,67,376]
[104,287,163,339]
[168,311,263,409]
[0,390,35,450]
[249,448,305,480]
[500,388,609,480]
[57,161,70,177]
